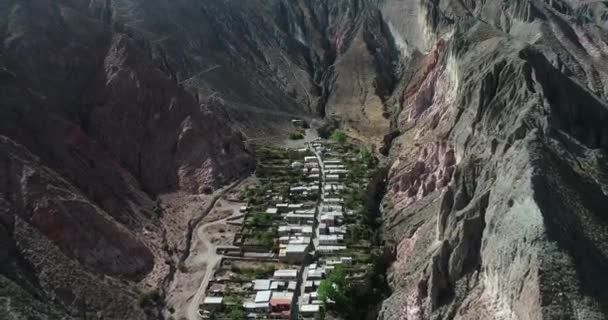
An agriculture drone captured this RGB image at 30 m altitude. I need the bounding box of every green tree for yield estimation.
[330,130,347,144]
[227,303,245,320]
[289,132,304,140]
[138,288,160,307]
[318,265,350,315]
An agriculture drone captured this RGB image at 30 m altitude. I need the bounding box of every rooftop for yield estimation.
[203,297,223,305]
[300,304,320,313]
[286,244,309,253]
[255,290,272,303]
[274,269,298,278]
[253,279,271,291]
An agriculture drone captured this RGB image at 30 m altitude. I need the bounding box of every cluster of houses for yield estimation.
[243,269,299,318]
[200,268,300,319]
[199,140,363,320]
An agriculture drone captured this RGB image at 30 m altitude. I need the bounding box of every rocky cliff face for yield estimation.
[0,0,251,318]
[1,0,608,319]
[378,0,608,319]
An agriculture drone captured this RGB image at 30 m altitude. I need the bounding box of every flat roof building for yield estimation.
[319,234,344,245]
[203,297,223,305]
[304,156,317,163]
[300,304,320,316]
[255,290,272,303]
[273,269,299,280]
[253,279,271,291]
[266,208,278,214]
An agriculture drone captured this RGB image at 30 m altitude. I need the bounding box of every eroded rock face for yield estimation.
[0,0,252,318]
[379,1,608,319]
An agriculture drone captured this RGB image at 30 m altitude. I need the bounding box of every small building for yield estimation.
[304,280,315,292]
[287,281,297,291]
[300,304,320,316]
[278,226,292,235]
[279,236,290,245]
[288,203,305,210]
[300,226,314,236]
[329,226,346,234]
[266,207,278,215]
[273,269,299,281]
[323,197,343,204]
[279,244,309,263]
[319,234,343,245]
[243,301,269,313]
[319,223,328,235]
[202,296,223,311]
[290,186,307,193]
[326,174,340,181]
[284,212,315,224]
[319,214,335,226]
[270,291,294,312]
[304,156,317,163]
[317,245,347,255]
[304,162,319,168]
[291,161,304,169]
[292,119,305,126]
[324,184,345,193]
[340,256,353,265]
[240,206,249,213]
[301,293,311,305]
[271,280,286,290]
[322,204,343,212]
[253,279,271,291]
[307,268,325,280]
[255,290,272,304]
[288,236,311,246]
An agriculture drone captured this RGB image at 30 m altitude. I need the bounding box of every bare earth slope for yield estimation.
[0,0,251,318]
[378,0,608,319]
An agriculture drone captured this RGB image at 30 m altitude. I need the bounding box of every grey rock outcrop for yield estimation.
[379,1,608,319]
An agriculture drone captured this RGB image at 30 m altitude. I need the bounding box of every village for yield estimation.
[194,129,381,320]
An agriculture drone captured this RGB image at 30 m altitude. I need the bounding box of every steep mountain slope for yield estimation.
[87,0,397,142]
[378,0,608,319]
[0,0,251,318]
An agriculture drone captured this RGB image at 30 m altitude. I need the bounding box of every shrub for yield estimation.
[331,130,347,144]
[138,288,160,307]
[152,199,163,217]
[288,132,304,140]
[178,262,188,273]
[162,240,173,254]
[228,303,245,320]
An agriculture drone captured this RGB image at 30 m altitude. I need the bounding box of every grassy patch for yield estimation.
[330,130,347,144]
[288,132,305,140]
[230,263,276,279]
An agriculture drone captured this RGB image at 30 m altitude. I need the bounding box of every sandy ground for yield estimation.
[164,183,250,320]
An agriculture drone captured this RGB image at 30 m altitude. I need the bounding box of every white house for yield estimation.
[319,234,343,245]
[273,269,299,281]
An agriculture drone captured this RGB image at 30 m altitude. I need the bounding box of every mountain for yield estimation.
[1,0,607,319]
[378,0,608,319]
